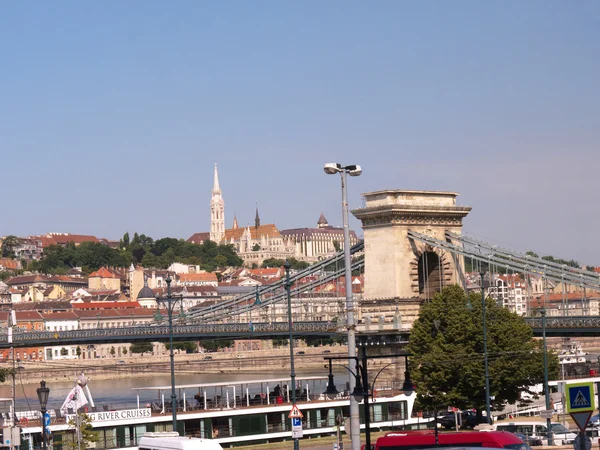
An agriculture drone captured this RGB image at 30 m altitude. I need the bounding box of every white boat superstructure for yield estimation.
[558,339,587,364]
[15,375,427,449]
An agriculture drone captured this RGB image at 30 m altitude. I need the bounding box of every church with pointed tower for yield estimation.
[187,165,297,266]
[187,165,359,266]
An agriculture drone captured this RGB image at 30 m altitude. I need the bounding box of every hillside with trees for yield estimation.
[28,232,243,275]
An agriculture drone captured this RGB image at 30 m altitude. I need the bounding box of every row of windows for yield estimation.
[45,320,153,331]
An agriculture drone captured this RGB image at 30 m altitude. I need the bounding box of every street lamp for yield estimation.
[325,349,412,450]
[324,162,362,450]
[155,275,183,433]
[541,307,554,445]
[480,271,492,424]
[284,261,300,450]
[37,380,50,450]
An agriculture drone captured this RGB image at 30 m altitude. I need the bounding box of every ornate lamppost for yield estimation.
[37,380,50,450]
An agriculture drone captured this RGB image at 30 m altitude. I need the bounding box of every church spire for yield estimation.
[210,163,225,243]
[213,163,221,193]
[255,205,261,229]
[233,213,239,229]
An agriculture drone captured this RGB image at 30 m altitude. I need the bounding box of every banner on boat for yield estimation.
[66,408,151,423]
[60,385,88,413]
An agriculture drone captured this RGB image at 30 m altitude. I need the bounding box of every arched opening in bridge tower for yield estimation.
[418,252,442,298]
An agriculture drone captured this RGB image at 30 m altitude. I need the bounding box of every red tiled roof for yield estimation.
[89,267,120,278]
[224,224,281,241]
[0,258,20,270]
[179,273,218,283]
[187,232,210,244]
[248,268,281,277]
[40,312,79,320]
[71,301,141,309]
[47,234,99,245]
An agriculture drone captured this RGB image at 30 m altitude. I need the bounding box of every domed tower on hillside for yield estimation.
[137,275,156,308]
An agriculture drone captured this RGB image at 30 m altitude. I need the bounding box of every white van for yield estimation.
[493,421,577,445]
[138,432,223,450]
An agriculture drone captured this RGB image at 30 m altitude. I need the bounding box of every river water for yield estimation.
[3,370,344,412]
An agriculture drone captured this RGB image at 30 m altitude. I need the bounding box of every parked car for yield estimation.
[514,432,543,446]
[438,410,490,429]
[204,356,213,360]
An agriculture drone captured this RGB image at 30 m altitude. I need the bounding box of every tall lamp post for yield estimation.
[284,261,300,450]
[541,307,554,445]
[324,162,362,450]
[155,275,183,433]
[480,271,492,424]
[37,380,50,450]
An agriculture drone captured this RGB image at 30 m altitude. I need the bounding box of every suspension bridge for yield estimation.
[2,189,598,349]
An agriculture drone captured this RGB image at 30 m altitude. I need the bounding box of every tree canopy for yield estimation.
[129,342,153,355]
[28,232,244,275]
[408,285,558,415]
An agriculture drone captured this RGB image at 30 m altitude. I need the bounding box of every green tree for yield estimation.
[76,346,81,358]
[332,240,341,252]
[252,244,261,252]
[200,339,233,352]
[110,346,116,357]
[60,347,68,356]
[272,338,288,347]
[0,368,11,383]
[65,413,99,450]
[122,347,128,355]
[408,285,558,420]
[1,235,18,258]
[165,341,198,353]
[130,342,153,355]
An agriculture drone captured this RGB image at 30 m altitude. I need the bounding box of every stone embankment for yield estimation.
[8,345,349,385]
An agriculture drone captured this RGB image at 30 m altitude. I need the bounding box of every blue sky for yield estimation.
[1,2,599,263]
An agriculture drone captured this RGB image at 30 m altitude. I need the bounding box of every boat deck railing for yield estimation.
[11,383,405,429]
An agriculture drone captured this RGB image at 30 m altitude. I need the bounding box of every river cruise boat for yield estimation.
[16,376,424,449]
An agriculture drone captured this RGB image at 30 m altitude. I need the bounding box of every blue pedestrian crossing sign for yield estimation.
[566,382,595,413]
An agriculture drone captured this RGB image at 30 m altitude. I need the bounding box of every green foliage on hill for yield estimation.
[30,241,129,275]
[28,232,244,275]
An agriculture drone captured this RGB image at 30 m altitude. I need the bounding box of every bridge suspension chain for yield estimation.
[185,241,364,322]
[191,260,365,324]
[408,230,600,290]
[446,231,600,285]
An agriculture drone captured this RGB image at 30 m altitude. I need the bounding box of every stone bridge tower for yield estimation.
[352,190,471,330]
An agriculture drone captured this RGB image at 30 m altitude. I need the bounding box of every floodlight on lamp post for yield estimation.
[324,360,339,400]
[37,380,50,450]
[323,162,362,450]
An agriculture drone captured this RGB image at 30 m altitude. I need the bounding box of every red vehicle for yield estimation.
[370,430,530,450]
